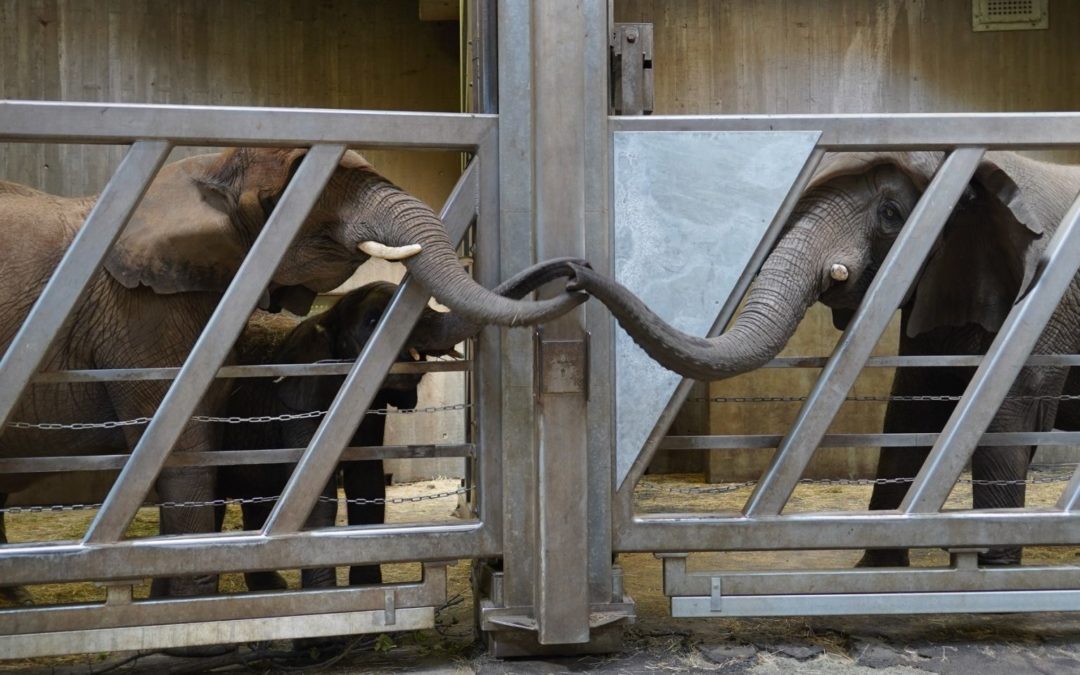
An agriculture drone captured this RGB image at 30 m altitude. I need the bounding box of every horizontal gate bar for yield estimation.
[0,523,493,586]
[611,112,1080,149]
[671,589,1080,617]
[0,564,445,635]
[0,607,433,660]
[665,562,1080,597]
[903,191,1080,513]
[31,359,470,384]
[0,100,495,149]
[744,149,985,518]
[0,444,475,473]
[618,510,1080,553]
[83,144,348,545]
[0,140,171,433]
[658,431,1080,450]
[763,354,1080,368]
[263,161,479,536]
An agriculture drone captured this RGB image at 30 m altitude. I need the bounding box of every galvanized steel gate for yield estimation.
[4,0,1080,660]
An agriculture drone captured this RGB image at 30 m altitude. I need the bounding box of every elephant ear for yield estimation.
[103,149,306,295]
[906,156,1043,338]
[272,317,347,413]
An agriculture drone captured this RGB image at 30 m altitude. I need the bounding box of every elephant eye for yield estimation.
[877,200,905,230]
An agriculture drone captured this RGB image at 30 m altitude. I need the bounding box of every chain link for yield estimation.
[7,403,471,431]
[637,473,1073,495]
[0,486,473,514]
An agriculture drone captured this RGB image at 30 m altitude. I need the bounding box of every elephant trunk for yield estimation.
[409,257,591,352]
[371,189,585,327]
[568,227,825,381]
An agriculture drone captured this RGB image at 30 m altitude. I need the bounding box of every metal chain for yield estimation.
[698,393,1080,404]
[7,403,471,431]
[638,473,1073,495]
[0,486,473,514]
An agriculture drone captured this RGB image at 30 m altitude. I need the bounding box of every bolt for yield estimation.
[626,29,638,43]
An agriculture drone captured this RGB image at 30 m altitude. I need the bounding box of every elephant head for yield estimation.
[103,148,583,324]
[567,151,1046,380]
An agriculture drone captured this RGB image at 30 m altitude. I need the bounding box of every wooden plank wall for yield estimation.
[0,0,465,499]
[0,0,461,206]
[614,0,1080,478]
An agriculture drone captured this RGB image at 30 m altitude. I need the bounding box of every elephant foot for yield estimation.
[0,585,33,606]
[245,570,289,592]
[855,549,910,568]
[978,546,1023,567]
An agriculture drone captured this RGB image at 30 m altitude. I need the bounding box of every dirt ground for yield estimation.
[5,473,1080,673]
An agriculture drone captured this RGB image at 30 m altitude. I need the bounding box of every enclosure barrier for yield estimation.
[0,100,500,656]
[5,104,1080,657]
[608,112,1080,618]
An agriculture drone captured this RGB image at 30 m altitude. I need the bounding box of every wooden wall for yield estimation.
[1,0,465,500]
[613,0,1080,478]
[0,0,461,206]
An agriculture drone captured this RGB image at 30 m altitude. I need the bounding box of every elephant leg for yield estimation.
[299,476,339,589]
[859,347,969,567]
[238,496,289,592]
[344,460,385,585]
[152,465,220,597]
[0,495,32,606]
[973,366,1064,566]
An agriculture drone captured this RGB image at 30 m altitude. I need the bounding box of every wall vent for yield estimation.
[972,0,1048,32]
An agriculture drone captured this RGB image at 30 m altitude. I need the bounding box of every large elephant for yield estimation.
[220,259,584,591]
[0,147,584,603]
[566,151,1080,566]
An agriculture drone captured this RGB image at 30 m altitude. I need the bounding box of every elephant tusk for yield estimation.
[830,263,849,282]
[358,241,422,261]
[409,347,422,361]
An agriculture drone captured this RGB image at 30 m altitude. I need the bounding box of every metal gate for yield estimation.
[0,101,503,657]
[5,0,1080,661]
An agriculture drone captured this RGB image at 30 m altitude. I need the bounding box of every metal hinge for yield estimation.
[609,23,654,115]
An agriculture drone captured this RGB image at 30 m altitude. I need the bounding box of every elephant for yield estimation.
[564,150,1080,567]
[0,147,584,603]
[218,258,585,591]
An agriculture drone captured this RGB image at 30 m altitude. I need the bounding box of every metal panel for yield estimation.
[84,144,348,544]
[611,131,819,490]
[743,148,985,517]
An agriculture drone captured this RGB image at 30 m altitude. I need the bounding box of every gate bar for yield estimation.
[904,191,1080,513]
[744,148,985,517]
[84,144,347,544]
[0,140,171,433]
[263,161,478,534]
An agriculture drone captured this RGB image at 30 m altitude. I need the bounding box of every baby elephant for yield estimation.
[221,257,590,591]
[221,282,440,590]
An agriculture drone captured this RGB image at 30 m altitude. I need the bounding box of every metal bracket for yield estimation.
[535,328,590,398]
[948,547,989,571]
[609,23,654,115]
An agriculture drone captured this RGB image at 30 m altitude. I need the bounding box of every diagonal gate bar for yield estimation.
[263,161,479,535]
[743,148,985,518]
[0,140,172,432]
[904,191,1080,513]
[83,144,347,544]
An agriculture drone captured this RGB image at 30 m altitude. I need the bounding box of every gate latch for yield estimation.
[610,23,654,115]
[536,329,589,398]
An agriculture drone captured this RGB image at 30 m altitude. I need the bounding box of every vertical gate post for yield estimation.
[482,0,627,655]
